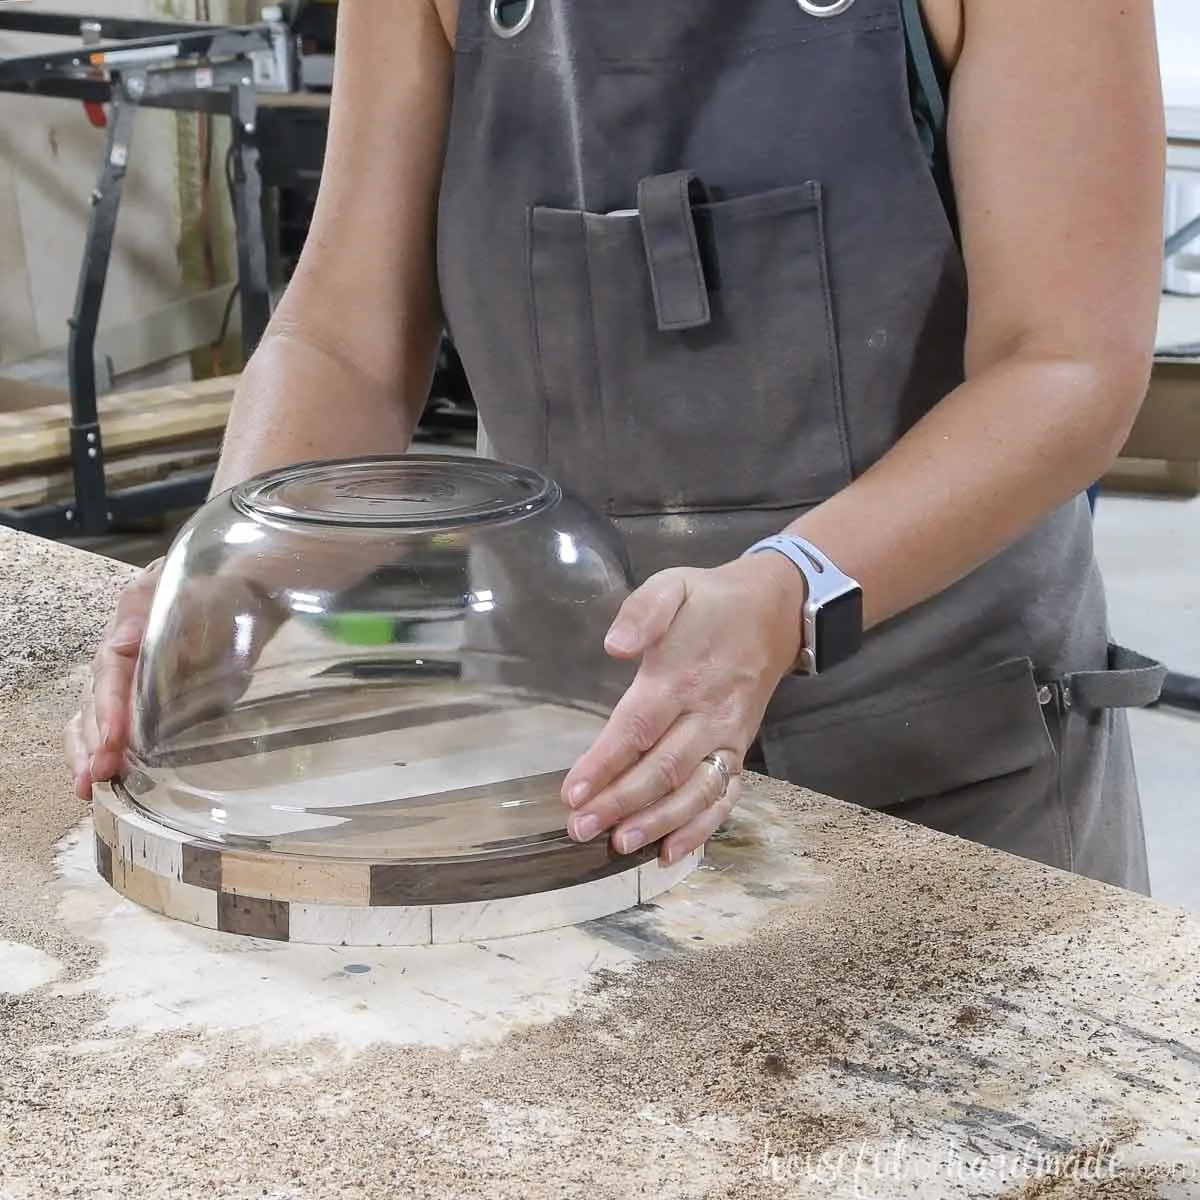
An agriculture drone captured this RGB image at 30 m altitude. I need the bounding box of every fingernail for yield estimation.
[618,829,645,854]
[571,813,600,841]
[661,846,675,867]
[604,627,635,654]
[566,782,590,808]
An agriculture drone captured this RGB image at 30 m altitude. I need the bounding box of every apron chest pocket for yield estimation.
[527,174,853,518]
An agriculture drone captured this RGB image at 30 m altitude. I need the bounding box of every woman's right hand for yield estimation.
[65,558,164,801]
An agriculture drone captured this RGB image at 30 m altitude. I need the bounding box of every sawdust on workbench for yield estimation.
[0,529,1160,1199]
[2,786,1136,1198]
[0,533,133,973]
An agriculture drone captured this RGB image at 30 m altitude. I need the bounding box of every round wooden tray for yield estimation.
[90,781,701,945]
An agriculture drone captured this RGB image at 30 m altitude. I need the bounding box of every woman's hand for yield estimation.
[560,553,806,865]
[65,559,164,800]
[64,563,292,800]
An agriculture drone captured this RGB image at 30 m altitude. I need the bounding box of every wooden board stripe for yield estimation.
[90,783,699,945]
[149,698,499,768]
[217,893,290,941]
[368,837,661,907]
[0,441,218,509]
[219,854,370,905]
[638,849,704,905]
[90,797,118,850]
[94,833,113,886]
[288,901,433,947]
[181,843,222,890]
[0,374,235,472]
[429,870,640,945]
[112,857,219,930]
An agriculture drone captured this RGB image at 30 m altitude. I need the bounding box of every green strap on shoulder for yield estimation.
[900,0,946,144]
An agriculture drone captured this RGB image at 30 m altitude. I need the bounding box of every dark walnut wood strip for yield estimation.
[181,843,223,890]
[149,699,499,768]
[94,833,113,886]
[217,893,290,941]
[369,837,662,906]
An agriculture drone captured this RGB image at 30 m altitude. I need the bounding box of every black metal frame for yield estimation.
[0,14,276,537]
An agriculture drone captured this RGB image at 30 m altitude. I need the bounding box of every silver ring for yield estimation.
[702,751,731,801]
[796,0,856,17]
[489,0,535,39]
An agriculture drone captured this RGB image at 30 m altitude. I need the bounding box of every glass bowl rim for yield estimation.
[229,453,563,532]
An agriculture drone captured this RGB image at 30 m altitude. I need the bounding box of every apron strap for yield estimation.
[1062,644,1167,711]
[636,171,713,333]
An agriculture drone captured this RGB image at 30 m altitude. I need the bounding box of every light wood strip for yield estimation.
[220,855,371,905]
[639,848,704,905]
[430,869,641,945]
[115,810,185,880]
[288,901,433,946]
[90,796,118,850]
[112,857,219,930]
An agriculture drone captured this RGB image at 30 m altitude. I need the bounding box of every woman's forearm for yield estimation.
[210,325,436,496]
[202,308,443,598]
[786,348,1151,630]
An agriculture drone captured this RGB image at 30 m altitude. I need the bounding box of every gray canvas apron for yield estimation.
[436,0,1165,891]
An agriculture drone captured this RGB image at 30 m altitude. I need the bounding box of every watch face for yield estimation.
[811,587,864,673]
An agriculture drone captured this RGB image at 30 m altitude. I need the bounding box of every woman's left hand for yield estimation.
[561,553,806,865]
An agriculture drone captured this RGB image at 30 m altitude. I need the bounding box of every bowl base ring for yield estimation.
[89,782,702,945]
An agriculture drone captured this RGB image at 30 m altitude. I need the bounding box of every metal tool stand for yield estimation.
[0,15,283,537]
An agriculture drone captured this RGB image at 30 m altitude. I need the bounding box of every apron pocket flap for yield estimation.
[1063,643,1167,712]
[636,171,713,332]
[762,657,1055,808]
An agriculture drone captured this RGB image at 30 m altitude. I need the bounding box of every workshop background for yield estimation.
[1,0,1197,902]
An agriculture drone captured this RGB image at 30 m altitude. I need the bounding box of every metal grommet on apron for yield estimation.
[489,0,535,39]
[795,0,856,16]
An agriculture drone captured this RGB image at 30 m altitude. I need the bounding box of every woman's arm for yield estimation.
[212,0,453,491]
[787,0,1165,627]
[561,0,1167,862]
[67,1,455,795]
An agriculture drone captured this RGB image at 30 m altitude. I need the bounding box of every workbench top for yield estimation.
[2,526,1198,1200]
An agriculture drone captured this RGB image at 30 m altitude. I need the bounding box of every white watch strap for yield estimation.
[743,533,858,607]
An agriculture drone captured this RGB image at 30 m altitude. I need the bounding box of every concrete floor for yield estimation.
[1093,491,1200,913]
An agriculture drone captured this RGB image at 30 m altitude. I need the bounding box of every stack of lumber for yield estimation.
[0,374,237,511]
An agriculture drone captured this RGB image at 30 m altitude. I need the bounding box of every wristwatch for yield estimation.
[743,533,864,675]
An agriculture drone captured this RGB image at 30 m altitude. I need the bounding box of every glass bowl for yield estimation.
[121,455,636,862]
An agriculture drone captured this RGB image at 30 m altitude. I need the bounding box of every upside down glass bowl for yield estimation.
[122,455,636,861]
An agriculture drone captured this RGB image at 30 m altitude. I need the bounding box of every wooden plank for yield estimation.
[1101,457,1200,497]
[0,376,67,413]
[259,91,333,109]
[0,374,237,472]
[1120,358,1200,461]
[0,441,220,509]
